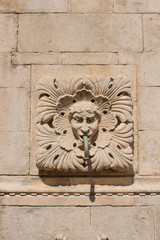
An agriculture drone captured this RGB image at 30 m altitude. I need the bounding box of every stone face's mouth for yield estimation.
[80,134,91,141]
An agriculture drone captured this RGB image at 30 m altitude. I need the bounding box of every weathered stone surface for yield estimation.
[18,14,142,52]
[0,132,29,175]
[115,0,160,12]
[155,206,160,240]
[0,0,67,13]
[118,53,140,65]
[0,195,135,206]
[144,14,160,52]
[119,53,160,86]
[138,87,160,129]
[137,53,160,86]
[0,88,30,131]
[70,0,113,13]
[1,176,160,195]
[62,53,118,65]
[30,65,136,175]
[32,65,137,83]
[0,14,17,52]
[12,52,118,65]
[135,196,160,206]
[12,52,62,65]
[0,53,30,88]
[139,130,160,175]
[0,207,90,240]
[91,207,154,240]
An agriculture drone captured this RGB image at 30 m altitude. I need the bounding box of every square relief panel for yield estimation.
[31,65,137,176]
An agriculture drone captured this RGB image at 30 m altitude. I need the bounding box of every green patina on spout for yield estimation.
[83,135,89,160]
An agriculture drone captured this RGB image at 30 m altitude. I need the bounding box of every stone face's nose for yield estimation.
[81,121,89,135]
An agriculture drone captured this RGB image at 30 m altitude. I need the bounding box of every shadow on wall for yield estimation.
[39,169,134,202]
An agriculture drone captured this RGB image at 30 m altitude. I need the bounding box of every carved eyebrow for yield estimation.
[74,115,83,120]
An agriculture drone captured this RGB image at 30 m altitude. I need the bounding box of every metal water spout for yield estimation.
[83,135,90,160]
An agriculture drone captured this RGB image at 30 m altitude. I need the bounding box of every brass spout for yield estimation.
[83,135,90,160]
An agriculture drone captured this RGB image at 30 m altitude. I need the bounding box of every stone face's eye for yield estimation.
[87,117,95,124]
[74,116,83,123]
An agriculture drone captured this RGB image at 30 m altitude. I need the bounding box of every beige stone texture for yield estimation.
[30,64,137,175]
[119,53,160,86]
[0,14,17,52]
[144,14,160,52]
[32,65,137,82]
[62,53,118,65]
[12,52,118,65]
[18,14,142,53]
[118,52,140,65]
[70,0,113,13]
[139,130,160,176]
[114,0,160,13]
[155,206,160,240]
[138,87,160,130]
[0,53,30,88]
[0,207,90,240]
[1,176,160,195]
[91,207,154,240]
[135,196,160,206]
[0,195,135,207]
[12,52,62,65]
[0,88,30,131]
[0,0,67,13]
[0,132,29,175]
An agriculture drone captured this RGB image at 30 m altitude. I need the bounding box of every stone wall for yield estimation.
[0,1,160,239]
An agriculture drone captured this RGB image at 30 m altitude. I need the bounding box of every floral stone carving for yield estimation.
[36,75,133,173]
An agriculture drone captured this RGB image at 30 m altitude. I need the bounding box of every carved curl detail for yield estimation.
[36,75,133,172]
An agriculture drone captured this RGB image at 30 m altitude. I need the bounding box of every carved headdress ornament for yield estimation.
[36,76,133,172]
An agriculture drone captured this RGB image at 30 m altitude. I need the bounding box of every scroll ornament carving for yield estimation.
[36,75,133,172]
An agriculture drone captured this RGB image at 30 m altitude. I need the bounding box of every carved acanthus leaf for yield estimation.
[36,75,133,173]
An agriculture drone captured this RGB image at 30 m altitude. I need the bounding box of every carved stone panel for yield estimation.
[36,75,133,173]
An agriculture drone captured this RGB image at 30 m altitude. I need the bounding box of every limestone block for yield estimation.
[0,53,30,88]
[118,53,140,65]
[0,207,90,240]
[1,176,160,195]
[0,14,17,52]
[0,0,67,13]
[135,196,160,206]
[0,132,29,174]
[0,195,135,207]
[114,0,160,13]
[144,14,160,52]
[18,14,142,53]
[70,0,113,13]
[12,52,118,65]
[155,206,160,240]
[62,53,118,65]
[138,87,160,129]
[30,65,137,175]
[0,88,30,131]
[12,52,62,65]
[91,207,154,240]
[139,130,160,175]
[137,53,160,86]
[119,53,160,86]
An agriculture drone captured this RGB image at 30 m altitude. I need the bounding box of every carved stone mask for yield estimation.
[69,101,100,144]
[36,76,133,173]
